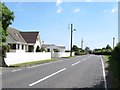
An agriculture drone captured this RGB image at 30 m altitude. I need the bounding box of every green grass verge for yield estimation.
[104,55,111,62]
[10,58,58,67]
[104,55,120,88]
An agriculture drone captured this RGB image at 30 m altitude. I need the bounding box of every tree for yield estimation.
[106,44,112,50]
[85,47,90,52]
[112,42,120,63]
[72,45,80,55]
[0,2,14,67]
[72,45,79,52]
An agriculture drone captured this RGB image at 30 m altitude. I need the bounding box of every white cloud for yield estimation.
[86,0,92,2]
[56,0,63,13]
[104,6,118,14]
[56,7,62,13]
[111,6,118,13]
[74,8,80,13]
[56,0,62,6]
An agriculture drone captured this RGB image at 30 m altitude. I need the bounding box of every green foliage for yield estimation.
[72,45,79,52]
[53,49,59,52]
[36,47,46,52]
[40,47,46,52]
[1,3,14,31]
[93,44,112,55]
[0,2,14,43]
[1,44,10,57]
[72,45,80,55]
[106,44,112,50]
[85,47,90,52]
[65,50,70,52]
[72,45,87,55]
[0,2,14,67]
[107,43,120,88]
[35,46,40,52]
[111,42,120,64]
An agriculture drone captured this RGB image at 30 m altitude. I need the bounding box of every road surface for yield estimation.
[1,55,107,89]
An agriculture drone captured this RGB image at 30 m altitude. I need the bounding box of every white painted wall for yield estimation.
[52,52,75,58]
[5,52,51,66]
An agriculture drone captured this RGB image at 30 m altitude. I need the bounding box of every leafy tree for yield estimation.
[106,44,112,50]
[72,45,80,55]
[72,45,79,52]
[85,47,90,52]
[0,2,14,67]
[112,42,120,63]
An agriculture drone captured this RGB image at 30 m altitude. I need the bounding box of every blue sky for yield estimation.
[5,1,118,50]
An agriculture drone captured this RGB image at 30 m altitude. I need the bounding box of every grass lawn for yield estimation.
[10,58,59,67]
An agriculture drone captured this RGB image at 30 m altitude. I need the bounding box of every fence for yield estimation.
[4,52,51,66]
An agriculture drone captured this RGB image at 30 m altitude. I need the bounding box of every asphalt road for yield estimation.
[1,55,107,89]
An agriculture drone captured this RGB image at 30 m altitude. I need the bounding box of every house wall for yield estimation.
[58,47,65,52]
[4,52,51,66]
[52,52,75,58]
[44,46,65,52]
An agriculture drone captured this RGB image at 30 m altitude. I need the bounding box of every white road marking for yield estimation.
[12,69,22,72]
[100,56,107,90]
[71,56,90,66]
[72,61,81,66]
[29,68,66,87]
[0,73,2,75]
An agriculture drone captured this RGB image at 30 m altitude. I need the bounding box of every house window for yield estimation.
[47,48,50,52]
[8,44,16,49]
[17,44,20,49]
[22,45,24,50]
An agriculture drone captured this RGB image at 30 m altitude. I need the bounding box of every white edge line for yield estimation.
[29,68,66,87]
[101,56,107,90]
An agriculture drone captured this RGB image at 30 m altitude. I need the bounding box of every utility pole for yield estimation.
[113,37,115,49]
[70,24,73,57]
[70,24,76,57]
[81,38,84,49]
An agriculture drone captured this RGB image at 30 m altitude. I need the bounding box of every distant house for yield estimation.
[6,27,41,52]
[42,44,65,52]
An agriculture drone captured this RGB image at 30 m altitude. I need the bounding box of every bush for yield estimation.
[65,50,70,52]
[36,46,41,52]
[53,49,59,52]
[109,42,120,87]
[111,42,120,64]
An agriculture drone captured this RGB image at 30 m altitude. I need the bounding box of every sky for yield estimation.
[4,0,119,50]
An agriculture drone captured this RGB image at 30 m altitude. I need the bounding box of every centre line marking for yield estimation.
[101,57,107,90]
[72,61,81,66]
[12,69,21,72]
[29,68,66,87]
